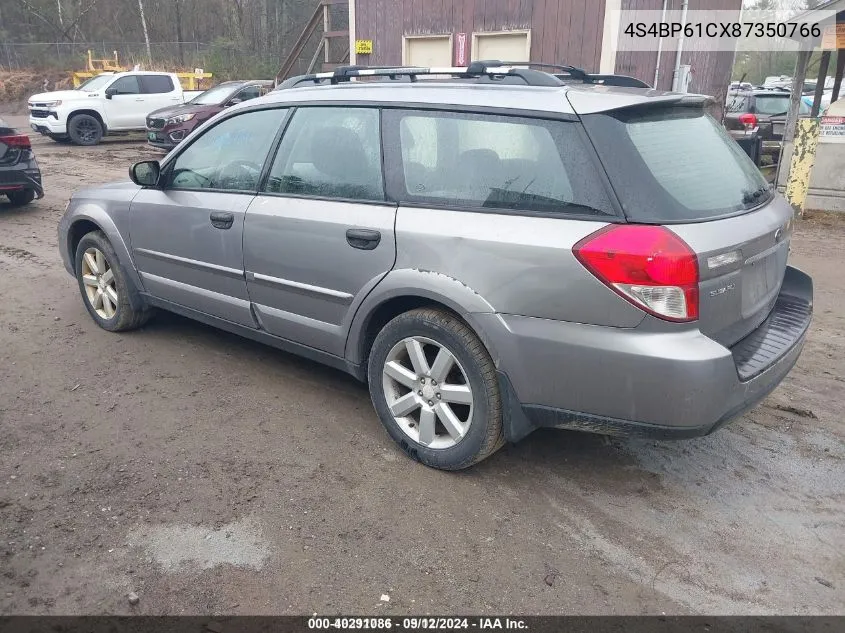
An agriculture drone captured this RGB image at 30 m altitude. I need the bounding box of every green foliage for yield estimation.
[204,38,280,81]
[732,50,832,86]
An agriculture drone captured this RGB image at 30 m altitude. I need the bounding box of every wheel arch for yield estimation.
[67,109,108,134]
[65,209,146,311]
[345,269,501,373]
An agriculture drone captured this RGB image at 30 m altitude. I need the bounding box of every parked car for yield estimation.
[724,88,812,156]
[58,64,813,470]
[0,117,43,206]
[146,80,274,151]
[28,71,203,146]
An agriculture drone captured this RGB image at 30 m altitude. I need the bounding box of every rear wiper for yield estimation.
[742,185,771,205]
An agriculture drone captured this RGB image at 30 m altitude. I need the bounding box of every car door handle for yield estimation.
[210,211,234,230]
[346,228,381,250]
[135,98,145,102]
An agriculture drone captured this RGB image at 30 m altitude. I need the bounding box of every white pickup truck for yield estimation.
[28,71,203,146]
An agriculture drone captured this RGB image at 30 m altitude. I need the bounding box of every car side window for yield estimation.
[388,110,614,217]
[141,75,175,94]
[726,95,750,113]
[234,86,261,102]
[110,76,141,95]
[264,106,384,202]
[166,108,287,192]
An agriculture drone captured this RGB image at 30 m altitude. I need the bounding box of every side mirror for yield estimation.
[105,88,115,100]
[130,160,161,187]
[226,97,242,107]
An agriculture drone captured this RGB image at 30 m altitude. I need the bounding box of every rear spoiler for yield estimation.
[566,91,715,115]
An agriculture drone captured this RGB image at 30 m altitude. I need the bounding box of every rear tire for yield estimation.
[74,230,151,332]
[68,114,104,146]
[367,308,504,470]
[5,190,35,206]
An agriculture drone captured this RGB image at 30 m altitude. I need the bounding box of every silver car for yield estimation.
[58,64,813,470]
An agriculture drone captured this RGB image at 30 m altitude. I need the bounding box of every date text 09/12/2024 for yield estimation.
[307,618,528,630]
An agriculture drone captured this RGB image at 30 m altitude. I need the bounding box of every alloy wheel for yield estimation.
[80,247,118,319]
[382,336,474,449]
[73,118,100,144]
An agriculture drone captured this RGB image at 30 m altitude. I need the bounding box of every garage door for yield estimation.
[472,32,530,62]
[404,36,452,67]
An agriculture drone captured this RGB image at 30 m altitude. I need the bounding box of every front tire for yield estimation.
[74,231,151,331]
[5,190,35,206]
[68,114,103,146]
[367,308,504,470]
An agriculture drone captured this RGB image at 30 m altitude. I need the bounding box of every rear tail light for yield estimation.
[0,134,32,149]
[738,113,758,129]
[573,225,699,322]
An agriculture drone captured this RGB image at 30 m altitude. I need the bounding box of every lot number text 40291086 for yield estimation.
[307,617,529,630]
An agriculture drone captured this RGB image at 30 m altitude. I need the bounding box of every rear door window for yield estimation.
[582,107,771,223]
[141,75,175,94]
[384,110,615,218]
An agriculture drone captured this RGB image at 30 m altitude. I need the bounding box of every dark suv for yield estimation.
[724,88,811,156]
[0,117,43,207]
[146,80,273,151]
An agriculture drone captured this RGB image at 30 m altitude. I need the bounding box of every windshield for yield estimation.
[582,107,772,223]
[189,83,240,105]
[76,75,114,92]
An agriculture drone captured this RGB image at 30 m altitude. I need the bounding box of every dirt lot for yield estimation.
[0,113,843,616]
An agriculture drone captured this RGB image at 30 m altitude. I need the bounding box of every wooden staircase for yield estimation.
[276,0,350,84]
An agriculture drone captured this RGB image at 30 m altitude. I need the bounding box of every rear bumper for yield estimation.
[481,266,813,442]
[0,161,44,198]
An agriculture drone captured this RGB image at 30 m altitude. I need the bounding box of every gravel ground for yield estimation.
[0,114,843,616]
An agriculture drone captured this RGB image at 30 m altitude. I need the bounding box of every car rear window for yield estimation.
[384,109,616,218]
[581,106,772,223]
[755,94,811,115]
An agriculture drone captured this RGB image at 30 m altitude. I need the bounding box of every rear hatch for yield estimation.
[0,120,24,166]
[577,101,792,346]
[754,93,812,141]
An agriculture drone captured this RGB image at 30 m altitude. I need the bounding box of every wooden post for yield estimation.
[784,46,812,145]
[812,51,831,117]
[833,48,844,104]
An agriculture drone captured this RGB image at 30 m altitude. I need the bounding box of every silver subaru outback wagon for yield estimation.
[58,63,813,470]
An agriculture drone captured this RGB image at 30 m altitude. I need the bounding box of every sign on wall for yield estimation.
[455,32,467,66]
[821,23,845,50]
[355,39,373,55]
[820,116,845,143]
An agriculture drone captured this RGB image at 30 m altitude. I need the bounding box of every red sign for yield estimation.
[455,32,467,66]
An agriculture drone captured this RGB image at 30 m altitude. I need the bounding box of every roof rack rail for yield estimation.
[275,62,564,89]
[275,60,652,90]
[488,61,652,88]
